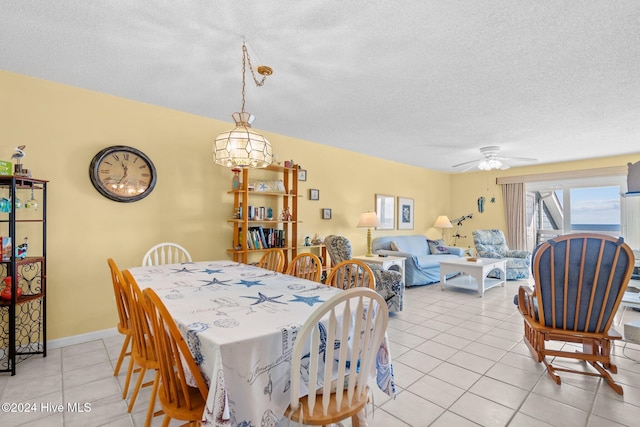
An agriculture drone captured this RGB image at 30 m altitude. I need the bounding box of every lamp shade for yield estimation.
[213,112,273,168]
[357,211,380,228]
[433,215,453,229]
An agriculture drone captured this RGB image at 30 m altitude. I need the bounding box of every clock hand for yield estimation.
[117,164,129,184]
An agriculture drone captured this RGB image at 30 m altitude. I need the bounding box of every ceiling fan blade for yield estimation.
[459,163,481,172]
[451,159,480,168]
[505,156,537,163]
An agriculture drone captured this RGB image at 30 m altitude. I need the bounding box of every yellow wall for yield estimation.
[449,154,640,248]
[0,71,451,340]
[3,70,638,341]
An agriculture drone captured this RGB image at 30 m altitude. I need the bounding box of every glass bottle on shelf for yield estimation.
[231,168,242,190]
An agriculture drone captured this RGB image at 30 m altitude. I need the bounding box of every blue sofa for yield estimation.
[372,235,466,286]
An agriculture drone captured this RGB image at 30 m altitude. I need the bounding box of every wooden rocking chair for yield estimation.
[516,233,634,394]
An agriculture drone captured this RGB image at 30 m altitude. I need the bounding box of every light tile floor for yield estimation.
[1,279,639,426]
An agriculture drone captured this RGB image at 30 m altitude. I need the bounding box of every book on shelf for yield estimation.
[242,226,286,249]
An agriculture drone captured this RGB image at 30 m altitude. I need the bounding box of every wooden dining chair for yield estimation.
[285,287,389,427]
[516,233,634,395]
[257,248,286,273]
[285,253,323,282]
[122,270,162,426]
[107,259,133,382]
[143,287,209,426]
[325,260,375,290]
[142,242,192,266]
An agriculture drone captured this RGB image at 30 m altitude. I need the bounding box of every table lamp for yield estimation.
[433,215,453,240]
[357,211,380,257]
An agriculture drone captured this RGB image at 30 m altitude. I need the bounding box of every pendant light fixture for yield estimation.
[213,42,273,168]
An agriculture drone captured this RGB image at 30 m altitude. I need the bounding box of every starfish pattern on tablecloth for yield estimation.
[302,322,341,364]
[169,266,199,274]
[288,294,325,306]
[236,279,265,288]
[242,292,287,306]
[200,277,232,286]
[202,268,223,274]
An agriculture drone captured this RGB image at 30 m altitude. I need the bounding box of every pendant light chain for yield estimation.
[241,44,247,114]
[241,43,269,114]
[213,41,273,168]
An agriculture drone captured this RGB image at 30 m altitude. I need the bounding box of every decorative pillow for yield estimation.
[427,239,449,254]
[390,241,402,252]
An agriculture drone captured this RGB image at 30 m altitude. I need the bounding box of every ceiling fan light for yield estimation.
[478,159,490,170]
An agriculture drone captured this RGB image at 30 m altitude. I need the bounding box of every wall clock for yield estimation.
[89,145,157,202]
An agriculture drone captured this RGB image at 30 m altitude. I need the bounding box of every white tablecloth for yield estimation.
[128,260,395,426]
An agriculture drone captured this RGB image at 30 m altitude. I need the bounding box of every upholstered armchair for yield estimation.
[472,229,531,280]
[324,235,404,312]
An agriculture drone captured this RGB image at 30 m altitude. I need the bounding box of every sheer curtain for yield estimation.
[501,182,527,250]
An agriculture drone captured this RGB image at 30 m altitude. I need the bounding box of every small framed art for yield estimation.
[375,194,395,230]
[298,169,307,181]
[322,208,332,219]
[309,189,319,200]
[397,196,414,230]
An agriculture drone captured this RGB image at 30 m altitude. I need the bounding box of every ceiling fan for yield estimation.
[452,146,537,172]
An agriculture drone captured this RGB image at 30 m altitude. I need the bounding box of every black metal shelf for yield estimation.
[0,176,47,375]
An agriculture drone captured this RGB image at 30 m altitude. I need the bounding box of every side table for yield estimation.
[440,258,507,297]
[353,255,406,285]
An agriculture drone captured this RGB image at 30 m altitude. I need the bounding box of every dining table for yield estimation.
[127,260,396,427]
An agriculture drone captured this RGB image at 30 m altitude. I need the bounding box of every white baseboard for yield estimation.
[47,327,119,350]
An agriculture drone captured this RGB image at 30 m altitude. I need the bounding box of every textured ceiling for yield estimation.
[2,1,639,172]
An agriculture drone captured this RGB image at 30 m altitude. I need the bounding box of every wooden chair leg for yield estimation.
[128,366,148,412]
[590,361,624,395]
[541,357,561,384]
[114,333,131,376]
[598,340,617,373]
[348,407,370,427]
[144,371,160,427]
[122,355,136,399]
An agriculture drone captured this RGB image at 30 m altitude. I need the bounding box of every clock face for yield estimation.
[89,146,157,202]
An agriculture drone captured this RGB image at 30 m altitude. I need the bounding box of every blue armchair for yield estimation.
[324,235,404,312]
[472,229,531,280]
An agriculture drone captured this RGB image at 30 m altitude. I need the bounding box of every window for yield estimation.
[526,175,633,250]
[569,186,620,233]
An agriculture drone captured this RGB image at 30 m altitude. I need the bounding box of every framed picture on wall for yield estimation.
[322,208,332,219]
[397,197,414,230]
[298,169,307,181]
[375,194,395,229]
[309,189,319,200]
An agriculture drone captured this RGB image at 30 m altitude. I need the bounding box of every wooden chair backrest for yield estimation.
[257,248,286,273]
[326,260,375,290]
[532,233,634,333]
[108,258,131,333]
[122,270,157,363]
[143,288,209,411]
[285,253,323,282]
[142,242,192,266]
[289,288,389,417]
